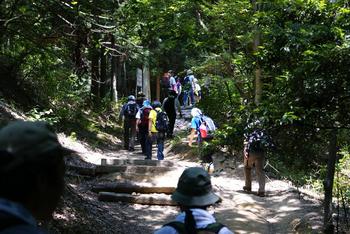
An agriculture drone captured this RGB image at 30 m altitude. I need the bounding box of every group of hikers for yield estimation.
[0,69,273,233]
[161,69,202,107]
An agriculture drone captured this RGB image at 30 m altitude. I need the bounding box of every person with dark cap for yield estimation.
[154,167,234,234]
[0,120,72,233]
[136,91,146,108]
[145,100,167,160]
[162,89,182,138]
[119,95,139,151]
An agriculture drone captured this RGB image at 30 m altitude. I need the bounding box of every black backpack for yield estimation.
[163,221,225,234]
[155,110,169,132]
[124,103,138,119]
[245,129,274,154]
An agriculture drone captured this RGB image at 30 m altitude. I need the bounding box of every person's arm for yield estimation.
[135,109,141,132]
[243,140,249,159]
[148,111,154,137]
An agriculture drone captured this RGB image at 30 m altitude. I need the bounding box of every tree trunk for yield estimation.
[90,45,100,104]
[117,56,123,96]
[252,0,262,105]
[100,45,107,99]
[110,36,118,102]
[323,129,337,233]
[142,63,151,100]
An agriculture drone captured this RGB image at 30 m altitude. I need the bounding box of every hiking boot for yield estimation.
[243,186,251,192]
[257,191,265,197]
[128,147,134,152]
[144,157,151,160]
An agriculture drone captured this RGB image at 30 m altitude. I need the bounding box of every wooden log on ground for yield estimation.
[92,183,175,194]
[66,165,96,176]
[98,192,177,206]
[95,165,171,175]
[100,158,175,167]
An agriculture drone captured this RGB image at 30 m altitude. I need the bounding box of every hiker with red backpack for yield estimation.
[154,167,234,234]
[136,100,152,155]
[145,101,168,160]
[119,95,139,151]
[188,108,216,147]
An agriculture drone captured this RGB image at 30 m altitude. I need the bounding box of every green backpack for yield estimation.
[163,221,225,234]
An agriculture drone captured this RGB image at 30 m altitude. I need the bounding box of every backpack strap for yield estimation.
[163,221,186,234]
[163,221,225,234]
[199,222,226,233]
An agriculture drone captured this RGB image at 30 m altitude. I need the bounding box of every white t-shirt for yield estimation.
[154,208,234,234]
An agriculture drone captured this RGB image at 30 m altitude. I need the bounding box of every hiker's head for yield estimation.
[152,100,162,108]
[187,69,193,75]
[191,108,202,117]
[171,167,221,207]
[0,121,71,221]
[142,100,151,108]
[137,92,145,98]
[128,95,136,101]
[168,70,174,76]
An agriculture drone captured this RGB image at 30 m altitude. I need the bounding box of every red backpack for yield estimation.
[139,107,152,127]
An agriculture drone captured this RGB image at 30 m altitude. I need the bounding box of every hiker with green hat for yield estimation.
[154,167,234,234]
[0,120,72,233]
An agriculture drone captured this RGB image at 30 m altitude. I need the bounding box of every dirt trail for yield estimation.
[0,103,324,233]
[57,122,323,233]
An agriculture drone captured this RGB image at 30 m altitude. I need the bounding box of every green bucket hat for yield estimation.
[171,167,221,207]
[0,121,72,171]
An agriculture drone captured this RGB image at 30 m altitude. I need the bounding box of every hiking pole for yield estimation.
[264,159,280,174]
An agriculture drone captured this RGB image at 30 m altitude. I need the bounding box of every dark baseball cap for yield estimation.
[171,167,221,207]
[0,121,73,171]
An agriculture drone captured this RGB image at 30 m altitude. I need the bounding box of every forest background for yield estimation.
[0,0,349,231]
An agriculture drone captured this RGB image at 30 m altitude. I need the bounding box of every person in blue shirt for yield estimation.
[187,108,203,147]
[0,121,72,233]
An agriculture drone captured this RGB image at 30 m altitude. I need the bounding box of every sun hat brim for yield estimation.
[171,189,221,207]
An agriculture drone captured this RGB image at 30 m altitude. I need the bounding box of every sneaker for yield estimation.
[243,186,251,192]
[128,147,134,152]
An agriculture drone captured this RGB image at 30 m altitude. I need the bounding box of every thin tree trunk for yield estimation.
[110,36,117,102]
[100,45,107,98]
[123,60,127,94]
[142,63,151,100]
[252,0,262,105]
[323,129,337,233]
[90,45,100,104]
